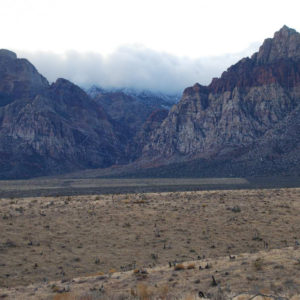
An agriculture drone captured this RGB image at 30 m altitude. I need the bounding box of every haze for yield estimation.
[1,0,300,92]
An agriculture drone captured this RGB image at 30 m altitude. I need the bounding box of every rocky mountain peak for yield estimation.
[275,25,298,39]
[0,50,49,101]
[52,78,94,98]
[183,83,209,97]
[205,26,300,93]
[254,25,300,64]
[51,78,82,93]
[0,49,17,60]
[50,78,98,110]
[52,78,74,87]
[141,26,300,177]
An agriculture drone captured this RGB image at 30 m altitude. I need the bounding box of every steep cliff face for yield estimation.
[142,26,300,174]
[92,91,160,141]
[89,87,175,140]
[129,108,169,160]
[1,26,300,179]
[0,53,122,178]
[254,25,300,64]
[0,49,49,105]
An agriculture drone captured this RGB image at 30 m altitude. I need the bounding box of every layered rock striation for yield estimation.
[141,26,300,176]
[1,25,300,179]
[0,52,122,178]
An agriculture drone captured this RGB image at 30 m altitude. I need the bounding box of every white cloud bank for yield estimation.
[17,43,260,94]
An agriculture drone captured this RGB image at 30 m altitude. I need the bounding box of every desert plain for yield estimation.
[0,185,300,299]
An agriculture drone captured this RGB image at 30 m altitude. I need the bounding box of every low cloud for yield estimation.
[17,43,260,94]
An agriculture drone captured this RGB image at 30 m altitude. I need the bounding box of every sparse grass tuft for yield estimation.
[231,205,241,213]
[95,271,104,276]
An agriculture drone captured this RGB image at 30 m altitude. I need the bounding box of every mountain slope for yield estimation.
[0,52,122,179]
[139,26,300,176]
[0,49,49,106]
[87,86,177,160]
[1,26,300,179]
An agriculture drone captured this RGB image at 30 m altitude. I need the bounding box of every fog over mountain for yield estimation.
[17,43,260,94]
[0,25,300,180]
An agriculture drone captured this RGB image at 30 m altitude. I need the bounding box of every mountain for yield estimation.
[87,86,174,137]
[87,86,179,107]
[0,49,49,105]
[87,86,178,160]
[1,26,300,179]
[0,51,123,179]
[139,25,300,177]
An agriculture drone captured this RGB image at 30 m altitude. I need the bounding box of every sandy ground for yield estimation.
[0,188,300,299]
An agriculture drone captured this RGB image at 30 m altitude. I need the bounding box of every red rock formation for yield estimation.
[141,26,300,176]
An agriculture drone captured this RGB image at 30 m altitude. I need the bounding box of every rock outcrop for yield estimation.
[1,26,300,179]
[0,49,49,106]
[88,87,174,160]
[0,52,122,178]
[141,26,300,176]
[130,108,169,160]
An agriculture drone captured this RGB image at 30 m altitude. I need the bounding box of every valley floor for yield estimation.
[0,176,300,198]
[0,188,300,299]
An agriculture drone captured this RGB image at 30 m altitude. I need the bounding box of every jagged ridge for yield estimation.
[0,52,123,178]
[140,26,300,177]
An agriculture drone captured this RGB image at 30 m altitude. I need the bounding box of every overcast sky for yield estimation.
[1,0,300,93]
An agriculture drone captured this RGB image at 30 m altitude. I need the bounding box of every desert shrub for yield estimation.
[187,263,195,269]
[174,263,185,271]
[109,268,117,277]
[159,284,169,298]
[133,199,146,204]
[95,271,104,276]
[231,205,241,213]
[252,229,262,241]
[151,253,158,260]
[137,283,152,300]
[53,292,74,300]
[253,258,264,271]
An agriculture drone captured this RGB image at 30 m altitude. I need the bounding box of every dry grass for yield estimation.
[0,188,300,299]
[174,263,185,271]
[1,188,300,288]
[253,257,264,271]
[187,263,195,269]
[136,283,153,300]
[1,247,300,299]
[53,293,74,300]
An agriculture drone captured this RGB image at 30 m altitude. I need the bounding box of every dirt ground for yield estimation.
[0,187,300,294]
